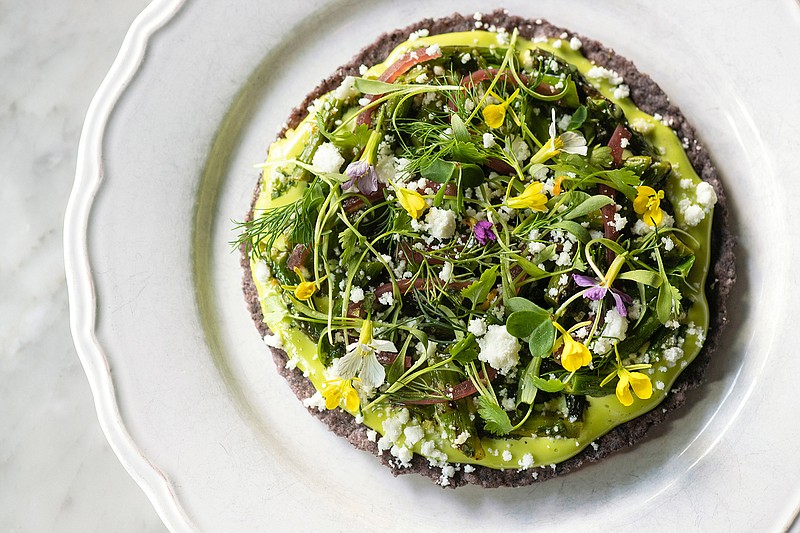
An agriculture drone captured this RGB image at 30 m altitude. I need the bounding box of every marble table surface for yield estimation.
[1,1,167,531]
[4,1,800,532]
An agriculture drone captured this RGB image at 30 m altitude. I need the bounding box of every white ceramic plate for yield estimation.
[65,0,800,531]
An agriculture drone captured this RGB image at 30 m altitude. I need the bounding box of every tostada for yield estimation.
[237,10,735,487]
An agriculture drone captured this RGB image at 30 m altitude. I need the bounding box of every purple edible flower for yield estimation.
[343,160,379,194]
[474,220,497,245]
[572,273,633,317]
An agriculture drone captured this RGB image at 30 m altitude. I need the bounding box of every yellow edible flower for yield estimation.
[292,267,317,300]
[600,344,654,406]
[633,185,665,226]
[396,187,427,219]
[554,322,592,372]
[321,378,360,411]
[529,108,588,164]
[482,88,520,129]
[615,369,653,407]
[507,181,548,211]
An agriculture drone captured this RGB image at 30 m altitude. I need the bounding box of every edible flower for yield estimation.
[600,344,653,406]
[530,108,587,164]
[507,181,548,211]
[615,369,653,406]
[395,186,427,219]
[572,273,632,317]
[332,319,397,389]
[482,88,520,129]
[343,160,379,194]
[282,267,317,301]
[633,185,665,226]
[342,130,382,194]
[552,175,565,196]
[473,220,497,245]
[554,322,592,372]
[321,378,360,411]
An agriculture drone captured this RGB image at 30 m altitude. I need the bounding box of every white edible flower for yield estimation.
[332,320,396,389]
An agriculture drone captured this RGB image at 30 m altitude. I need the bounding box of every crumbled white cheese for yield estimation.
[403,425,424,446]
[619,137,630,149]
[461,52,472,64]
[518,453,534,469]
[483,132,496,148]
[663,346,684,364]
[439,464,456,486]
[592,309,629,355]
[263,333,283,349]
[468,317,488,337]
[612,212,628,231]
[510,136,531,161]
[477,325,520,375]
[557,113,572,131]
[349,287,365,303]
[311,142,344,174]
[366,429,377,442]
[378,291,394,306]
[502,450,513,461]
[439,261,453,283]
[408,29,429,41]
[333,76,358,101]
[695,181,717,211]
[254,260,272,284]
[586,65,624,85]
[463,464,475,473]
[631,117,654,134]
[390,445,413,466]
[425,43,441,56]
[613,84,630,100]
[569,36,582,50]
[302,391,326,411]
[425,207,456,240]
[682,204,705,227]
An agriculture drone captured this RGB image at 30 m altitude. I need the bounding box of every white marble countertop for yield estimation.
[4,1,800,532]
[1,1,166,531]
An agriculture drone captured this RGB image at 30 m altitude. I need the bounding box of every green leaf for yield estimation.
[506,311,539,339]
[530,375,566,393]
[517,356,542,405]
[668,255,696,278]
[603,169,639,200]
[528,321,556,358]
[657,279,675,323]
[505,300,555,358]
[551,220,591,244]
[505,296,541,314]
[449,334,479,365]
[566,105,587,130]
[421,159,455,183]
[451,114,470,142]
[618,269,662,287]
[564,194,614,221]
[477,396,513,436]
[589,146,614,168]
[533,243,557,264]
[319,119,371,152]
[461,266,498,306]
[458,163,485,188]
[509,254,548,279]
[352,78,405,94]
